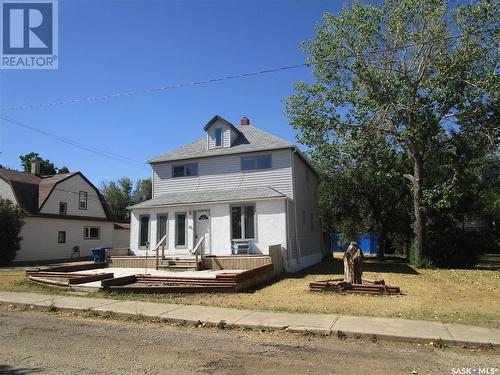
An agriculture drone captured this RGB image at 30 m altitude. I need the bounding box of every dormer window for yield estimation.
[203,115,243,150]
[215,128,222,147]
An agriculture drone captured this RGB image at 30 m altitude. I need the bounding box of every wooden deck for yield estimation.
[26,245,286,293]
[102,264,276,293]
[107,245,284,274]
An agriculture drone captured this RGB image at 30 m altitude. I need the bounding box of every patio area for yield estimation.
[68,267,246,289]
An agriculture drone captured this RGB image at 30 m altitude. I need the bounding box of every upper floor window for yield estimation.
[79,191,87,210]
[215,128,223,147]
[59,202,67,215]
[172,163,198,178]
[241,154,271,171]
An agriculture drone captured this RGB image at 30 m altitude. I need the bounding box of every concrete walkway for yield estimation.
[0,290,498,347]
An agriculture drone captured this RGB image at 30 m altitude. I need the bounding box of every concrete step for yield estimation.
[156,264,198,271]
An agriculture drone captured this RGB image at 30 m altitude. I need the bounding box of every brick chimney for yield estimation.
[240,116,250,126]
[30,157,41,175]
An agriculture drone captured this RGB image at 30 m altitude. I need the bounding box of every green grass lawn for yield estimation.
[1,255,499,327]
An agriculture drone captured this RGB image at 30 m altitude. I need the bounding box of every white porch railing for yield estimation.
[189,235,205,271]
[154,234,168,270]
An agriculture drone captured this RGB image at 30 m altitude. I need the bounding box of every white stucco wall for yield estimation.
[16,217,113,262]
[40,174,107,218]
[253,199,287,254]
[129,198,287,257]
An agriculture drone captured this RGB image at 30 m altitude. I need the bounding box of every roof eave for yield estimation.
[128,195,286,210]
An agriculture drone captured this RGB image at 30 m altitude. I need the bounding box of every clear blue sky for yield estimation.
[0,0,342,185]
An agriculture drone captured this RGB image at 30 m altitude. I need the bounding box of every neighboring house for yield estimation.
[112,223,131,249]
[0,161,125,262]
[129,115,324,272]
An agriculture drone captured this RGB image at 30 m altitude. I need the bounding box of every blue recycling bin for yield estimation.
[91,247,106,263]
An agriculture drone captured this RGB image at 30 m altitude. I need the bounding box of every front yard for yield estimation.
[1,255,499,327]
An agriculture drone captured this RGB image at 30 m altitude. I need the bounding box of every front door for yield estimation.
[195,210,211,254]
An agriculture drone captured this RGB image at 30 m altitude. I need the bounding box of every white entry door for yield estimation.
[195,210,211,254]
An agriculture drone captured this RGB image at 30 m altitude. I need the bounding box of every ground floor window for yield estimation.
[84,226,100,239]
[157,213,168,246]
[139,215,150,248]
[175,213,187,247]
[231,205,255,239]
[58,231,66,243]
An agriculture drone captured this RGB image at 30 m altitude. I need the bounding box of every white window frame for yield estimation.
[79,191,87,210]
[58,231,66,243]
[241,154,272,171]
[84,226,100,240]
[230,204,256,240]
[172,163,198,178]
[59,202,67,215]
[156,213,168,248]
[215,128,223,147]
[138,215,150,249]
[175,212,188,248]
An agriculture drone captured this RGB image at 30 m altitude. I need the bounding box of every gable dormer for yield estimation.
[204,115,243,150]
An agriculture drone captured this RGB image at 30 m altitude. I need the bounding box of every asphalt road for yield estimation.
[0,311,497,375]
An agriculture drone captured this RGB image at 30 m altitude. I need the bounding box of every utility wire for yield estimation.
[0,63,311,112]
[0,116,149,170]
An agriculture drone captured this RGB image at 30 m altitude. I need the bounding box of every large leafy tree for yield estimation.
[19,152,69,175]
[132,178,152,204]
[316,128,411,259]
[286,0,499,263]
[101,178,134,222]
[0,198,24,265]
[101,178,152,222]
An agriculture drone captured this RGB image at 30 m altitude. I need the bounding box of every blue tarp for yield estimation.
[330,232,378,254]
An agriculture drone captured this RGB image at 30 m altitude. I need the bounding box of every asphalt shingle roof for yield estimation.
[148,123,295,163]
[129,186,285,209]
[0,168,111,218]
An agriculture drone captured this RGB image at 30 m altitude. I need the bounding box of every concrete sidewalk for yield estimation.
[0,290,498,347]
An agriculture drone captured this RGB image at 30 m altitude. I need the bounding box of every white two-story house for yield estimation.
[0,161,127,262]
[129,115,324,272]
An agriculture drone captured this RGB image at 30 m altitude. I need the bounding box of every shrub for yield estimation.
[0,198,24,265]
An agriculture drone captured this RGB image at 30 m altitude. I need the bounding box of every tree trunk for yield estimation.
[412,153,425,263]
[377,224,386,260]
[344,242,363,284]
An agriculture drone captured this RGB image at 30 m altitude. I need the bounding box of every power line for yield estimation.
[0,116,149,170]
[0,63,311,112]
[1,26,495,114]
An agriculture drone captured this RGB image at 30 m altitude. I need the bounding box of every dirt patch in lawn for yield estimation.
[1,256,499,327]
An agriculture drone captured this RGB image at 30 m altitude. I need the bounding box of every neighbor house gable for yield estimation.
[0,178,18,204]
[38,172,111,219]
